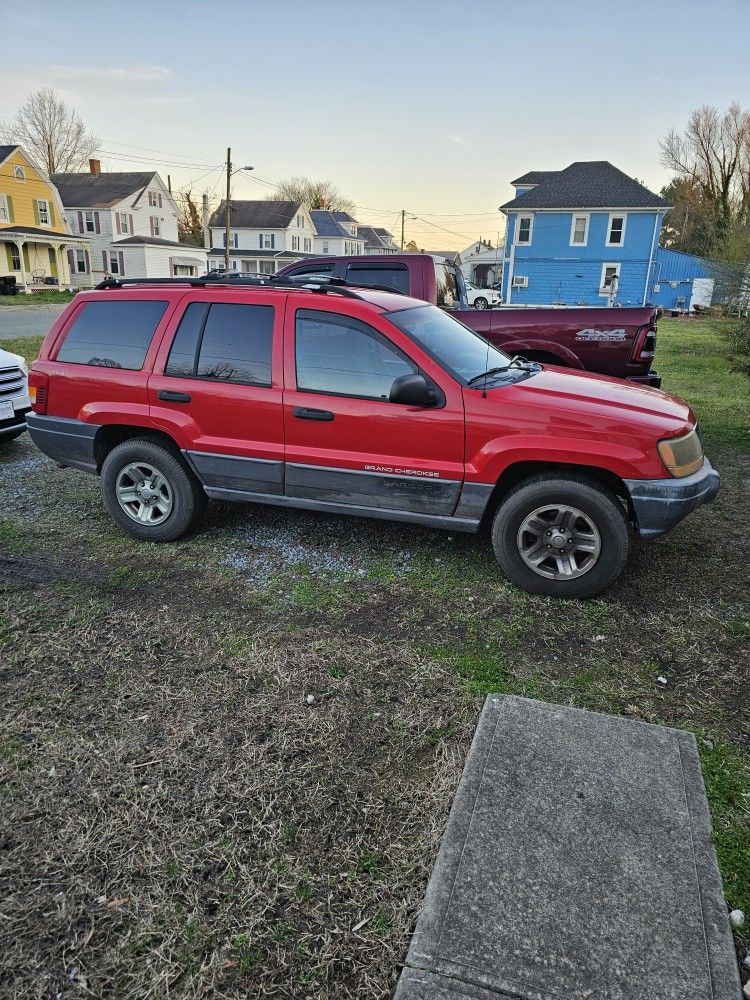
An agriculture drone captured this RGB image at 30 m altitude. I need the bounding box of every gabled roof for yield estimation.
[209,200,301,229]
[501,161,670,211]
[356,225,387,248]
[309,209,358,239]
[51,171,157,208]
[332,211,356,222]
[0,145,19,164]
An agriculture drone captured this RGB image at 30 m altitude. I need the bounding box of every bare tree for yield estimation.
[176,190,204,246]
[660,102,750,236]
[2,88,100,175]
[268,176,355,214]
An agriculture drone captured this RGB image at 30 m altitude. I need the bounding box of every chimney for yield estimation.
[202,194,210,249]
[89,158,101,176]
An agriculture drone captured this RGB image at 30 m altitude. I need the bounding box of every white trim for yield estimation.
[599,262,621,296]
[500,205,664,216]
[606,213,627,247]
[36,198,51,227]
[569,213,589,247]
[515,214,533,246]
[643,211,661,306]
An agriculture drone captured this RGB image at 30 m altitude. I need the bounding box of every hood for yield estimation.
[511,365,693,428]
[0,347,26,371]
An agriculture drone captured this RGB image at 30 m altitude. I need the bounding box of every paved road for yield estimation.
[0,304,68,340]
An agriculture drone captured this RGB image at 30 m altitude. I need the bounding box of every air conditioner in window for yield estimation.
[512,275,528,288]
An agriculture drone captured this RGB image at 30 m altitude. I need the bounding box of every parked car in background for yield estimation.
[0,347,31,443]
[277,254,661,386]
[26,275,718,597]
[464,280,502,309]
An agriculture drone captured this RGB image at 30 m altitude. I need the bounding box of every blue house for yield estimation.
[499,162,712,310]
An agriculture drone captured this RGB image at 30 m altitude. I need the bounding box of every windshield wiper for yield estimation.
[466,356,541,387]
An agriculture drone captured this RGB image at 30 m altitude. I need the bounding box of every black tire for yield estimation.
[491,474,630,598]
[100,438,207,542]
[473,297,488,310]
[0,428,26,444]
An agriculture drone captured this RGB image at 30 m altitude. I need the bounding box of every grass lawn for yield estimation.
[0,290,76,306]
[1,318,748,997]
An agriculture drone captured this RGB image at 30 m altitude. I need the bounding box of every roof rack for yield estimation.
[94,275,366,299]
[94,273,407,298]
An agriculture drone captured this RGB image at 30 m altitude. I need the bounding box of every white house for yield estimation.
[309,210,365,256]
[207,200,320,274]
[52,160,207,283]
[460,238,505,288]
[357,225,400,254]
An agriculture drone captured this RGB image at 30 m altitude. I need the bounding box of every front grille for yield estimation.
[0,366,25,400]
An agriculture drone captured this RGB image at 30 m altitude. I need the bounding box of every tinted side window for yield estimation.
[165,302,273,386]
[345,264,409,294]
[57,300,168,369]
[295,309,414,399]
[286,264,335,277]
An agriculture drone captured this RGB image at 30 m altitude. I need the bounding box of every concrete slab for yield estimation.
[396,696,741,1000]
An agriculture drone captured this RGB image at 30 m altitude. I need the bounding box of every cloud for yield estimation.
[49,64,172,84]
[447,135,466,145]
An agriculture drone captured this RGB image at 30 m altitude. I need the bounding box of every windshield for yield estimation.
[386,304,510,384]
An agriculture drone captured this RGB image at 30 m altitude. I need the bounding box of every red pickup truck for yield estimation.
[277,254,660,387]
[26,275,717,598]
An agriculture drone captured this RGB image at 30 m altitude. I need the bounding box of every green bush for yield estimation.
[727,320,750,376]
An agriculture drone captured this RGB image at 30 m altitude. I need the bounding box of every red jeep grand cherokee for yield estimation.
[26,277,719,598]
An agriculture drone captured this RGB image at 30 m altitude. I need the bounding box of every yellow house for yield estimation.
[0,144,92,292]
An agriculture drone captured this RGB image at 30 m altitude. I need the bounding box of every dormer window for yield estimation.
[516,215,533,245]
[607,214,626,246]
[297,213,304,228]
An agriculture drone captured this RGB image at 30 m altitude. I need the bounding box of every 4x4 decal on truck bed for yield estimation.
[575,328,627,341]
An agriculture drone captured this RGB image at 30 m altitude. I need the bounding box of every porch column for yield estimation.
[14,240,28,293]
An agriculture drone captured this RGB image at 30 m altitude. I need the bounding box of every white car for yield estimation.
[0,347,30,444]
[464,281,502,309]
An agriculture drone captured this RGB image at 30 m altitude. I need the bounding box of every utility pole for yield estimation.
[400,209,405,250]
[224,147,232,274]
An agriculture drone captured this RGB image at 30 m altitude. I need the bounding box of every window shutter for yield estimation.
[67,249,75,275]
[6,196,14,223]
[102,250,108,272]
[115,213,121,234]
[77,211,84,233]
[158,193,163,208]
[271,235,275,249]
[5,245,14,271]
[94,212,101,234]
[84,250,91,273]
[129,215,134,234]
[49,203,57,227]
[118,251,125,275]
[33,200,40,225]
[259,234,263,248]
[169,256,174,276]
[150,217,155,237]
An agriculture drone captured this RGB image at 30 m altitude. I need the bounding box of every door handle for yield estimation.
[293,407,334,421]
[158,390,192,403]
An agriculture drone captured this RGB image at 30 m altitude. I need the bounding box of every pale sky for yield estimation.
[3,0,749,250]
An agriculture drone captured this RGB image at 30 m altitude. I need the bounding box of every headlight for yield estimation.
[658,427,704,478]
[20,360,29,377]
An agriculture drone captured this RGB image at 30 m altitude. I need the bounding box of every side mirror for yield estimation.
[389,373,435,406]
